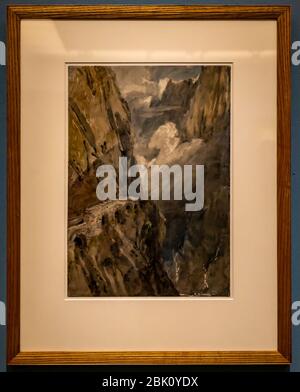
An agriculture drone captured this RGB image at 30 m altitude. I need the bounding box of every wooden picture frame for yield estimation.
[7,5,291,365]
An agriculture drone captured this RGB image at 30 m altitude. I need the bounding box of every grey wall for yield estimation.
[0,0,299,372]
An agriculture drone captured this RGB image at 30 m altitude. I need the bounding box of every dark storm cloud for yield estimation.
[148,66,202,82]
[111,65,202,98]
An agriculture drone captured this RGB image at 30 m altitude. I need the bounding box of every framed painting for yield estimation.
[7,5,291,365]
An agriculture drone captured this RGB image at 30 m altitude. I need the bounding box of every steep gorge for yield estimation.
[68,65,231,297]
[68,66,177,296]
[155,66,231,296]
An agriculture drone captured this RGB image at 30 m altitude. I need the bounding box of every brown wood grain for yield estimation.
[4,5,289,20]
[277,7,292,363]
[9,351,290,365]
[7,5,292,366]
[7,5,21,365]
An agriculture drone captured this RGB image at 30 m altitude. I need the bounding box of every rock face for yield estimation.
[159,66,231,296]
[127,78,197,152]
[68,66,134,215]
[185,66,230,141]
[151,78,196,110]
[68,200,177,296]
[68,64,231,297]
[68,66,177,296]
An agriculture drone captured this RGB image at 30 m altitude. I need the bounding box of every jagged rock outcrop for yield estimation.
[68,65,230,297]
[159,66,231,296]
[68,200,178,296]
[133,66,230,145]
[68,66,177,296]
[68,66,134,215]
[129,78,197,148]
[184,66,230,141]
[151,78,196,110]
[162,127,230,296]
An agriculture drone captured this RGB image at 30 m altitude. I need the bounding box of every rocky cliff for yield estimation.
[151,78,196,110]
[160,66,231,296]
[68,66,134,215]
[68,66,177,296]
[184,66,231,141]
[68,65,231,297]
[68,199,177,296]
[128,77,197,151]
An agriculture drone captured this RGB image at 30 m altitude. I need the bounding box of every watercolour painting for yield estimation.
[68,64,231,297]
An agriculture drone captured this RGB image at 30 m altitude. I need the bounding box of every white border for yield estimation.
[21,19,277,351]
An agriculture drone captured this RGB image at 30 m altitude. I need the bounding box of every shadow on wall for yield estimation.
[0,41,5,66]
[0,301,5,326]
